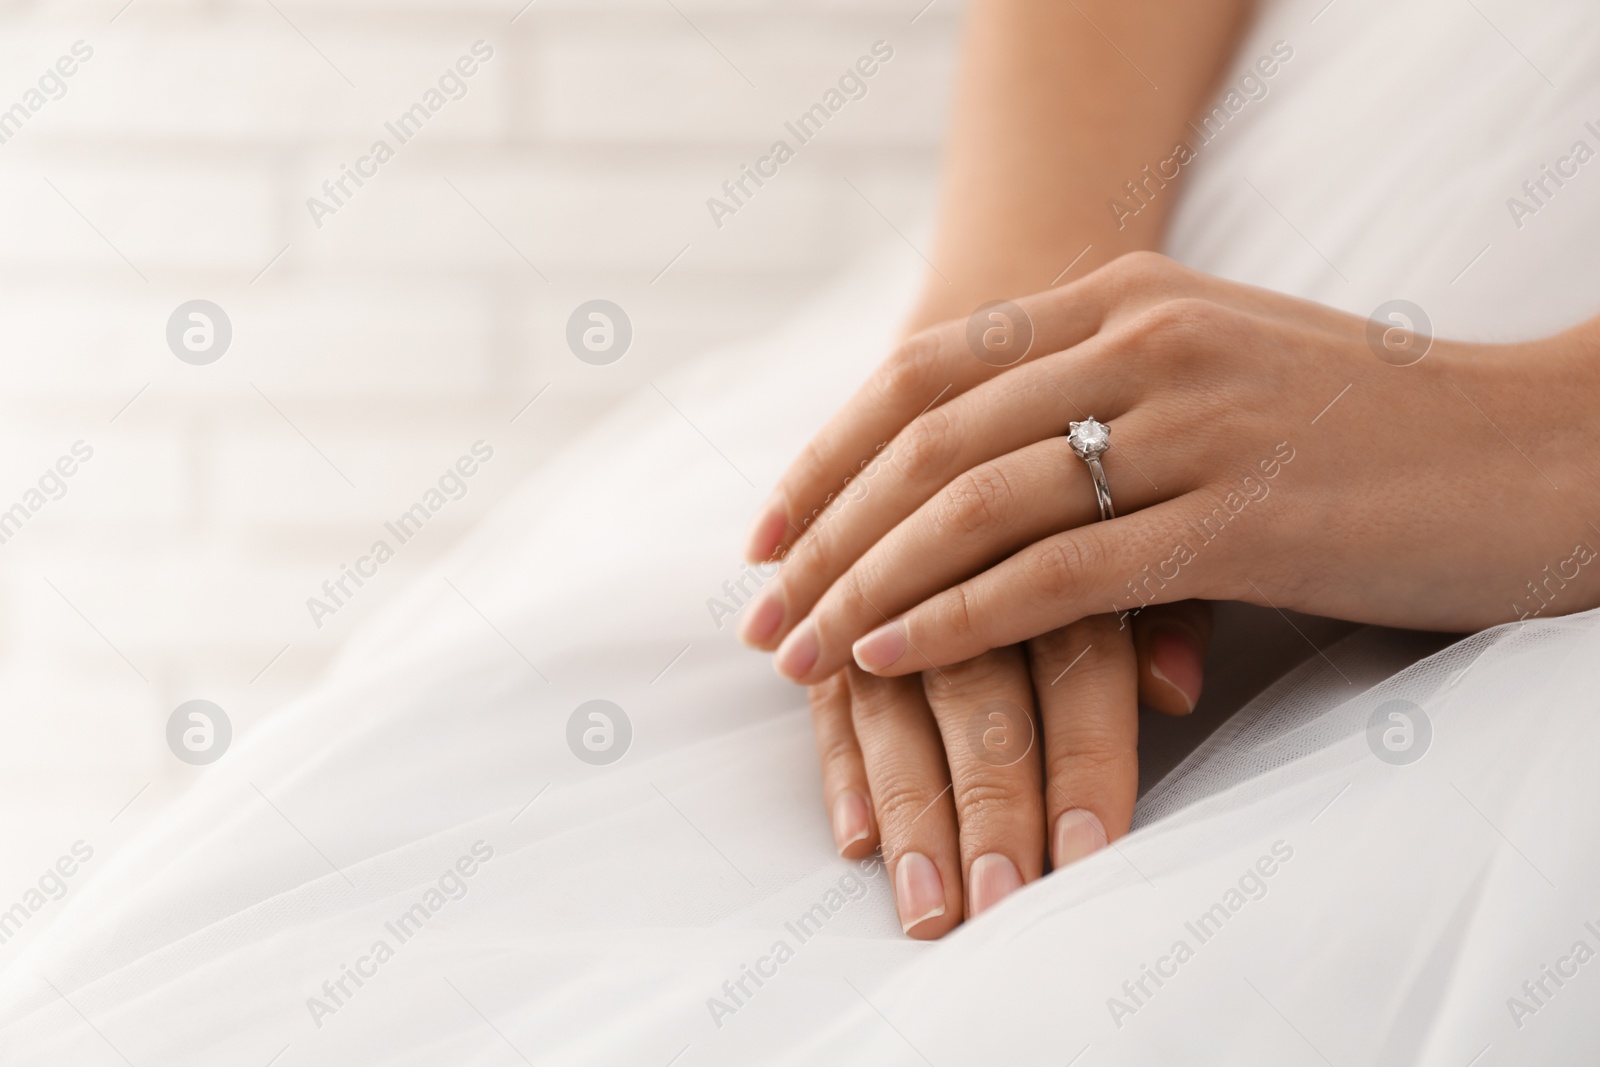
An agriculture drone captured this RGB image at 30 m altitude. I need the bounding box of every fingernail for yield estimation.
[774,620,819,681]
[968,853,1022,916]
[1053,809,1107,868]
[832,791,870,855]
[853,622,907,672]
[895,851,946,933]
[744,496,787,562]
[738,584,785,646]
[1149,624,1204,713]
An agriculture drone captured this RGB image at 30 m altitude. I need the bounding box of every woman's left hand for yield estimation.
[743,252,1600,682]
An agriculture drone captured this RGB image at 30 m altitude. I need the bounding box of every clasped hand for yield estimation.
[740,252,1599,936]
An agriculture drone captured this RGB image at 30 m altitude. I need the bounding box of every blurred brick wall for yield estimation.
[0,0,958,932]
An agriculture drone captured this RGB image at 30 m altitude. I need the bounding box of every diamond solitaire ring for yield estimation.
[1066,418,1115,521]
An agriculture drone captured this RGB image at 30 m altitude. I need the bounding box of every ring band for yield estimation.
[1066,418,1115,521]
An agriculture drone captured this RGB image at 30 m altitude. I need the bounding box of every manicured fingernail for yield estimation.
[832,791,870,855]
[1053,809,1107,868]
[1149,624,1204,713]
[853,622,907,672]
[895,851,946,933]
[774,620,819,681]
[744,496,787,562]
[738,584,785,646]
[968,853,1022,916]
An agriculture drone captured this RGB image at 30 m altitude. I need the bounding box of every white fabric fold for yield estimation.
[5,0,1600,1061]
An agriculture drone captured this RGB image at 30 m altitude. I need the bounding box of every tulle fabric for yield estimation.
[5,0,1600,1062]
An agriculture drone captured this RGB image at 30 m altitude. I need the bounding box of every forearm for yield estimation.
[907,0,1254,333]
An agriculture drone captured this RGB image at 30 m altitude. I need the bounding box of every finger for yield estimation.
[920,646,1045,918]
[1131,600,1214,715]
[808,674,877,858]
[846,494,1227,678]
[746,319,1147,653]
[1026,617,1139,870]
[775,412,1185,678]
[743,268,1128,564]
[745,253,1325,566]
[847,666,963,939]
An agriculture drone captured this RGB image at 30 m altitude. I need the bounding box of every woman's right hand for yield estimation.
[805,601,1210,937]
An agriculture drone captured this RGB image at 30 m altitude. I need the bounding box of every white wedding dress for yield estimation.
[7,0,1600,1063]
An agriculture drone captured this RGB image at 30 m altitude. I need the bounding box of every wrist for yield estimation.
[1465,327,1600,622]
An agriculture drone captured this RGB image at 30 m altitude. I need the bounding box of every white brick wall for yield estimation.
[0,0,960,940]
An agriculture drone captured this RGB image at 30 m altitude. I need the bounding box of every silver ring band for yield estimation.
[1066,418,1115,522]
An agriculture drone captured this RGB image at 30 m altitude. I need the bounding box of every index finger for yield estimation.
[743,279,1114,564]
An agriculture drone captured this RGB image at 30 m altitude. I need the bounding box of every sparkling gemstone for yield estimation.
[1068,418,1110,458]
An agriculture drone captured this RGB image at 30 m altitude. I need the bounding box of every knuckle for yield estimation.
[936,463,1015,535]
[845,670,908,724]
[1123,297,1220,355]
[808,673,847,709]
[939,582,978,642]
[785,523,836,589]
[933,649,1002,690]
[790,435,824,479]
[951,776,1029,826]
[826,564,882,634]
[806,675,844,710]
[1026,626,1075,665]
[816,731,860,775]
[1080,253,1211,326]
[927,646,1026,705]
[871,777,945,837]
[1026,537,1094,604]
[1047,732,1127,785]
[1109,249,1174,281]
[1091,250,1178,300]
[875,330,944,404]
[891,407,957,487]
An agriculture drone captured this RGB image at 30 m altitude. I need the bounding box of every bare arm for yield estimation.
[908,0,1256,331]
[769,3,1258,937]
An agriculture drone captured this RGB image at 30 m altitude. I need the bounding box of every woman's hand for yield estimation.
[802,601,1211,937]
[747,251,1600,682]
[805,622,1136,937]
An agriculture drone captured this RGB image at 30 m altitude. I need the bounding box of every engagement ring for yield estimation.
[1067,417,1115,521]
